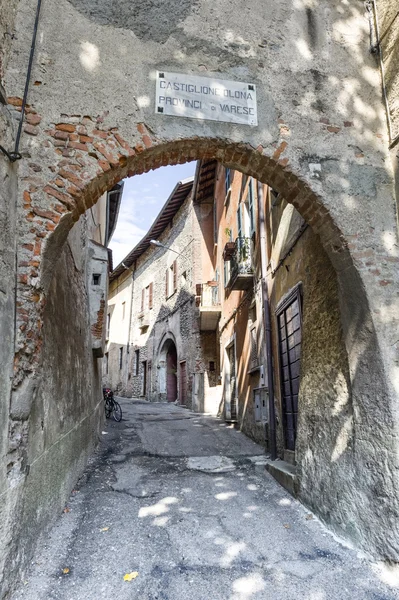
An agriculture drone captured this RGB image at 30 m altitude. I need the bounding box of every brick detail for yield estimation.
[13,98,356,390]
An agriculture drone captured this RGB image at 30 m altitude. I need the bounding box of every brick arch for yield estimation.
[12,112,399,561]
[16,120,349,386]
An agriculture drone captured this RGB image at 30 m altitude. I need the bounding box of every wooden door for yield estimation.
[228,343,237,421]
[180,361,187,405]
[277,289,302,451]
[166,344,178,402]
[142,361,147,397]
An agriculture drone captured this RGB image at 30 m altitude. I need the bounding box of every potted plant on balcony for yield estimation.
[223,228,235,260]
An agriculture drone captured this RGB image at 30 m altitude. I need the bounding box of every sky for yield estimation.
[109,162,196,268]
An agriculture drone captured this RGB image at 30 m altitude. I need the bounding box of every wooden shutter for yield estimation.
[248,179,255,235]
[165,269,169,298]
[149,282,153,309]
[173,260,177,292]
[237,205,243,240]
[141,288,145,312]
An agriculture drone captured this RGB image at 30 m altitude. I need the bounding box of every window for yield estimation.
[133,349,140,376]
[250,327,258,369]
[141,283,153,311]
[165,260,177,298]
[122,301,126,320]
[225,168,232,196]
[92,273,101,285]
[119,347,123,370]
[181,271,187,286]
[104,352,109,375]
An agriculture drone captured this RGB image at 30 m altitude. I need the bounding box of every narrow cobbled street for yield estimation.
[12,399,397,600]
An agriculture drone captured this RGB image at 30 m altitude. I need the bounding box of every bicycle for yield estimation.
[103,388,122,422]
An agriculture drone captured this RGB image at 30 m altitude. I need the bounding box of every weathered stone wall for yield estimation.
[0,0,18,81]
[2,0,399,574]
[126,189,217,409]
[0,112,18,596]
[0,214,104,597]
[267,200,364,544]
[105,272,132,392]
[107,184,221,412]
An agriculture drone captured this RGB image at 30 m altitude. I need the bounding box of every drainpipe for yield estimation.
[257,181,277,460]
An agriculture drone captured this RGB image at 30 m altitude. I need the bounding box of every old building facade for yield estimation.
[0,0,398,594]
[106,170,221,414]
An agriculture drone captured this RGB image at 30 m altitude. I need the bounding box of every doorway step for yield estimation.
[265,458,298,496]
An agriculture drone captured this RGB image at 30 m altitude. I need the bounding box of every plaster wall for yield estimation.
[376,0,399,141]
[0,0,18,80]
[1,214,104,597]
[266,198,359,543]
[1,0,399,579]
[104,272,132,392]
[214,167,266,444]
[0,109,18,595]
[129,189,219,409]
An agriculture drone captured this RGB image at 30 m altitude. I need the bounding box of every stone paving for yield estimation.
[11,399,399,600]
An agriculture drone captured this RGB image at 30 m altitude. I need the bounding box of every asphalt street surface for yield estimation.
[11,399,399,600]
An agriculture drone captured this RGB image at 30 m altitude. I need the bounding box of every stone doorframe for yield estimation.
[8,103,399,559]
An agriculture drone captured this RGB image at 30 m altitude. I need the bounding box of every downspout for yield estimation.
[257,181,277,460]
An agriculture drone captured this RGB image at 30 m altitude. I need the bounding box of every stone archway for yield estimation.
[0,1,398,592]
[9,122,399,559]
[158,338,178,403]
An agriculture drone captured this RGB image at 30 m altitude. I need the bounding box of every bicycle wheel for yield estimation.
[105,398,112,418]
[112,401,122,422]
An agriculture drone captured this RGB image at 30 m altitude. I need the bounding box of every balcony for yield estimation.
[227,237,254,291]
[198,282,221,331]
[138,311,150,330]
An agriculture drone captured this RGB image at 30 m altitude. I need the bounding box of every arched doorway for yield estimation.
[158,337,179,403]
[8,135,399,561]
[166,341,178,403]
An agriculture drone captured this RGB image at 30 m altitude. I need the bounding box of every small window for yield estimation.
[250,326,257,369]
[119,347,123,370]
[181,271,187,286]
[104,352,109,375]
[122,301,126,320]
[92,273,101,285]
[209,361,215,372]
[133,349,140,376]
[166,261,177,298]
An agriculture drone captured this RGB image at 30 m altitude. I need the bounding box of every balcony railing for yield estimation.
[228,237,254,290]
[201,282,220,307]
[198,282,221,330]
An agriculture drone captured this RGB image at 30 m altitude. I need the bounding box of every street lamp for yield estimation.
[149,239,181,255]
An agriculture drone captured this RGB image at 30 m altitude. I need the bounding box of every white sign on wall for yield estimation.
[155,71,258,126]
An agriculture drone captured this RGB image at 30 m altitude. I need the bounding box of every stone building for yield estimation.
[210,163,356,505]
[106,169,221,414]
[0,0,398,594]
